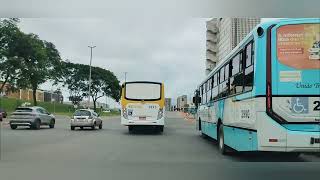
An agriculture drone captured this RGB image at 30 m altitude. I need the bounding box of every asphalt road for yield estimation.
[0,112,320,180]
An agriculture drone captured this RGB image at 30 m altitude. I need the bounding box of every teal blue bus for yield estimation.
[193,18,320,155]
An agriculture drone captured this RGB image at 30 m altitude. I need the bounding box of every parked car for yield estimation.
[70,109,102,130]
[9,106,55,130]
[0,108,7,118]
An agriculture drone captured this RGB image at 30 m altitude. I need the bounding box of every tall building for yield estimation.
[165,98,171,111]
[176,95,187,110]
[206,18,260,74]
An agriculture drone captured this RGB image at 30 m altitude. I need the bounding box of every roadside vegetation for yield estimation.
[0,18,121,112]
[0,96,120,117]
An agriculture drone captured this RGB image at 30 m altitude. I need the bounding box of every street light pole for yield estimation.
[124,72,127,83]
[88,45,96,109]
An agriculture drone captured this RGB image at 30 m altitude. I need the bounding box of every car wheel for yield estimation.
[10,124,17,130]
[32,120,41,130]
[99,123,102,129]
[71,126,75,130]
[218,125,227,155]
[49,119,55,128]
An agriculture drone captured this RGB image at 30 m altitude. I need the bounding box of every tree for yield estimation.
[12,33,63,105]
[0,18,24,94]
[63,62,121,111]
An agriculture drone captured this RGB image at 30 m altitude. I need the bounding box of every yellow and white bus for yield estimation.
[120,81,165,133]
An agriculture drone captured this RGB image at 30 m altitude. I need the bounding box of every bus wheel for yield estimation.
[128,126,133,133]
[218,125,227,155]
[158,126,164,133]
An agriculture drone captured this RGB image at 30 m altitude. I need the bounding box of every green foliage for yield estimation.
[63,62,121,111]
[0,18,24,93]
[1,19,120,111]
[1,19,63,106]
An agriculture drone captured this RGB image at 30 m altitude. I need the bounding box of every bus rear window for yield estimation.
[125,83,161,100]
[276,23,320,69]
[15,108,33,112]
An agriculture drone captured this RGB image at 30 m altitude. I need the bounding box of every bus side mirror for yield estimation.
[198,97,201,103]
[192,97,196,103]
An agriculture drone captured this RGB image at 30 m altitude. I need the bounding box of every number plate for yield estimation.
[139,116,146,120]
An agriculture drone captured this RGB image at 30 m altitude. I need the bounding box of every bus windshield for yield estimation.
[125,82,161,100]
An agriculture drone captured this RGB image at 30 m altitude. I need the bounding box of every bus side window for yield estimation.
[244,42,254,92]
[200,85,204,105]
[210,76,214,101]
[222,64,230,97]
[230,52,243,95]
[212,73,219,100]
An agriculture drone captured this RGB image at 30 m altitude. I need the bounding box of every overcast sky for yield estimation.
[18,18,207,107]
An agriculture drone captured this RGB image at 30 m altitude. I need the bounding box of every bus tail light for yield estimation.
[122,108,128,119]
[157,108,164,120]
[267,83,272,110]
[269,139,278,142]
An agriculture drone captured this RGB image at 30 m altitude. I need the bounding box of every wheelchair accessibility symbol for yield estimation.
[289,97,309,114]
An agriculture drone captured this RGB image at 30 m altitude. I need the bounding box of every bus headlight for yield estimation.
[122,108,128,119]
[157,108,163,120]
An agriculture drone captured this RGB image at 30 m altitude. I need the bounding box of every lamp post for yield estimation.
[88,45,96,109]
[124,72,127,83]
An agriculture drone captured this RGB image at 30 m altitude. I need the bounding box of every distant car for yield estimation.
[103,109,111,113]
[70,109,102,130]
[0,108,7,118]
[9,107,55,130]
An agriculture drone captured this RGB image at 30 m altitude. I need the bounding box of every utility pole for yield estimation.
[88,45,96,109]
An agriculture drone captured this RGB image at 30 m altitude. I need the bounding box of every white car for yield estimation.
[70,109,102,130]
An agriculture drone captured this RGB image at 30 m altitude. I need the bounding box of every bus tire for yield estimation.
[128,126,133,133]
[218,125,227,155]
[158,125,164,133]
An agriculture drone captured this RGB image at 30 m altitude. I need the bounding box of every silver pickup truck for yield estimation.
[9,106,55,130]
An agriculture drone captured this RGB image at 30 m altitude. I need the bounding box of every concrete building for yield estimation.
[165,98,171,111]
[206,18,260,74]
[176,95,187,111]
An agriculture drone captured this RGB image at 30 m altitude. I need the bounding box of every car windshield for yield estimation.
[73,110,91,116]
[15,108,33,112]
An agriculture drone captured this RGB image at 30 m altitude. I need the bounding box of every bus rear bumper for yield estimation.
[121,117,164,126]
[257,112,320,152]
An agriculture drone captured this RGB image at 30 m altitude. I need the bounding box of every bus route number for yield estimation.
[241,109,250,119]
[314,101,320,111]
